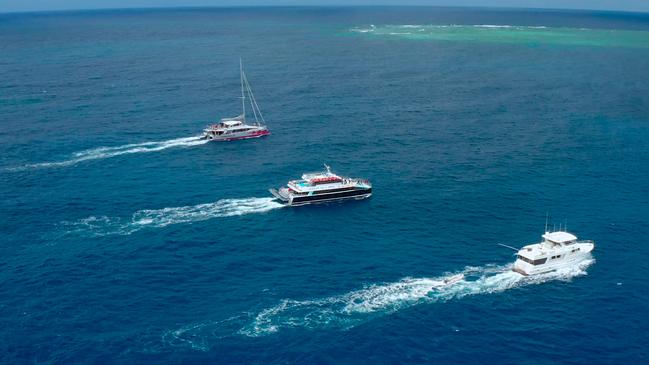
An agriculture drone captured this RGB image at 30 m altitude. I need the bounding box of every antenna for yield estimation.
[545,213,549,233]
[324,163,331,174]
[497,243,519,252]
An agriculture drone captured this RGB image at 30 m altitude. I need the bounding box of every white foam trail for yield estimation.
[10,135,207,170]
[163,259,595,350]
[60,197,283,236]
[163,315,249,351]
[240,259,595,336]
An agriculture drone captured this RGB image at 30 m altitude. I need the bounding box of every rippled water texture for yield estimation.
[1,6,648,365]
[350,24,649,48]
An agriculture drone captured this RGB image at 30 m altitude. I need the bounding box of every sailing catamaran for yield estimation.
[202,59,270,141]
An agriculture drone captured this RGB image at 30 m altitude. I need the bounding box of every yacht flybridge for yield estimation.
[269,165,372,206]
[513,231,595,276]
[202,59,269,141]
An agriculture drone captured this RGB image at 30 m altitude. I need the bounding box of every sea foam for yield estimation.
[60,197,284,237]
[165,258,594,350]
[240,259,594,336]
[9,135,208,170]
[350,24,649,48]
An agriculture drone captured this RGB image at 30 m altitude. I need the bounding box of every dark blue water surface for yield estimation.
[1,6,648,364]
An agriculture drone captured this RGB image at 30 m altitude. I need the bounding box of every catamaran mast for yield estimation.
[240,57,246,121]
[243,71,264,126]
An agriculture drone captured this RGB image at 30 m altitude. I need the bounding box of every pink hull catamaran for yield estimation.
[203,59,270,141]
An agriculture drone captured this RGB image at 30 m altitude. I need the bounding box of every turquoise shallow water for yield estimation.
[350,24,649,48]
[1,7,649,364]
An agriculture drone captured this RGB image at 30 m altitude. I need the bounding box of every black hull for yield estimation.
[290,188,372,206]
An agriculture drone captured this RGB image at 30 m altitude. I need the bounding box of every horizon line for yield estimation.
[2,5,649,16]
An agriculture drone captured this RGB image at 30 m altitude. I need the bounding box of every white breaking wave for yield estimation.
[60,197,284,236]
[10,135,207,170]
[350,24,552,35]
[472,24,548,29]
[240,259,594,336]
[473,24,514,28]
[349,24,376,33]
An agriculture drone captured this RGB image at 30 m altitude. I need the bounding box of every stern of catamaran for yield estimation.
[269,188,290,203]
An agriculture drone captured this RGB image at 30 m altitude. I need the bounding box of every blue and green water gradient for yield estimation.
[1,6,649,364]
[350,24,649,48]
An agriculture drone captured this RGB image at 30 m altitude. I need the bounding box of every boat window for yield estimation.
[519,255,547,265]
[313,187,355,194]
[517,255,534,265]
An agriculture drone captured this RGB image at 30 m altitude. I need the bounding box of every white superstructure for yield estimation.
[513,231,595,276]
[270,165,372,206]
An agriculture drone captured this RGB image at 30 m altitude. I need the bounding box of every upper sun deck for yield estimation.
[301,165,341,181]
[542,231,577,244]
[288,177,348,192]
[221,120,243,127]
[286,165,370,193]
[518,231,586,258]
[205,120,258,132]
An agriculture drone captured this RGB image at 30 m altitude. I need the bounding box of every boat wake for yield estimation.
[9,136,207,170]
[60,197,283,237]
[164,258,594,349]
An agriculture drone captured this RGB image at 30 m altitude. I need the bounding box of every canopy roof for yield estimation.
[222,120,243,127]
[542,231,577,243]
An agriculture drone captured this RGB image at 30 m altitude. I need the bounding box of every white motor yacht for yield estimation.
[513,231,595,276]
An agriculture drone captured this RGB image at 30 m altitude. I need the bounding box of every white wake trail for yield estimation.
[60,197,284,237]
[240,259,595,336]
[10,135,207,170]
[164,259,595,350]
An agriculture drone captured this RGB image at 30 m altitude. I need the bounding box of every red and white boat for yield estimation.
[203,60,270,141]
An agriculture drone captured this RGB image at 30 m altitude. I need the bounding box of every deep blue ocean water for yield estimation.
[1,6,649,364]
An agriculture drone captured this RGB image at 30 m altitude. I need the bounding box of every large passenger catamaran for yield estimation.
[270,165,372,206]
[202,59,270,141]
